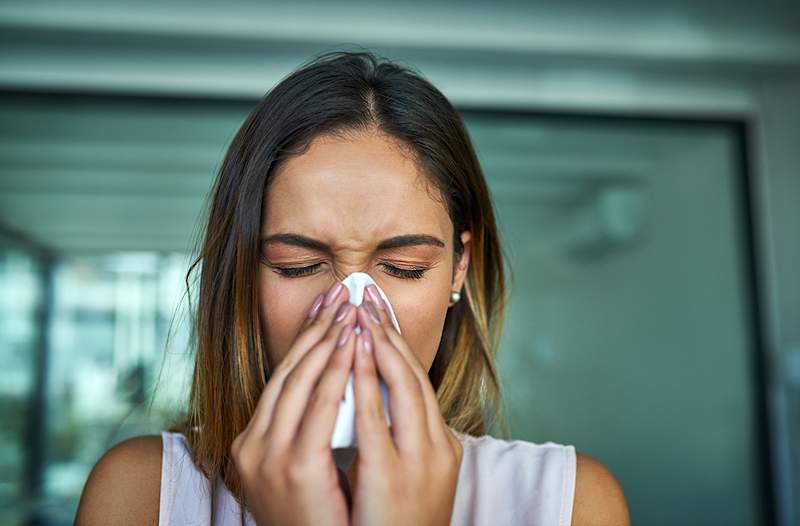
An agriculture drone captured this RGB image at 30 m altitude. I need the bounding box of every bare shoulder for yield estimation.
[75,434,163,526]
[571,451,631,526]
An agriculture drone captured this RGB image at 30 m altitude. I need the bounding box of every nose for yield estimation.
[330,262,373,282]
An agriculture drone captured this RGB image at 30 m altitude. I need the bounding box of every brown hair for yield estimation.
[167,48,510,507]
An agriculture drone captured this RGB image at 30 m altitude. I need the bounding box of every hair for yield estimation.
[167,48,510,508]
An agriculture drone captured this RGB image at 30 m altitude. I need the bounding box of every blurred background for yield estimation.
[1,1,799,525]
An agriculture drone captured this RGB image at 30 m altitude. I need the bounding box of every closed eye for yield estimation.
[263,261,427,280]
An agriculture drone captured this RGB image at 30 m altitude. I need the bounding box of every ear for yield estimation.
[450,230,472,306]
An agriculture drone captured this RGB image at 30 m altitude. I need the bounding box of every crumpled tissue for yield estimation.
[330,272,398,469]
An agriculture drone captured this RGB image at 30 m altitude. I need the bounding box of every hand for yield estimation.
[350,285,463,526]
[230,280,358,526]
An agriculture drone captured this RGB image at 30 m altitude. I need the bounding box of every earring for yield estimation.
[450,290,461,303]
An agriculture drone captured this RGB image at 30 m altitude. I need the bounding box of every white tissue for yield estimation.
[330,272,397,466]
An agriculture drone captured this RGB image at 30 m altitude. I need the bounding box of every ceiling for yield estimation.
[0,91,664,254]
[0,0,796,255]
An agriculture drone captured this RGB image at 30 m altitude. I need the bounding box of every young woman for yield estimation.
[76,50,630,525]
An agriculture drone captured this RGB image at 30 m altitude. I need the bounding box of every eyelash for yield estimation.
[267,262,427,280]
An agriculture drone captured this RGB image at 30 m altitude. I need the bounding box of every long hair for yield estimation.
[168,48,510,506]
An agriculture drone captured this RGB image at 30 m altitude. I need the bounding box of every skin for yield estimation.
[74,128,630,526]
[247,129,470,524]
[258,130,467,381]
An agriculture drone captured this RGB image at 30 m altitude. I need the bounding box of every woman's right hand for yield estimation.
[230,280,357,526]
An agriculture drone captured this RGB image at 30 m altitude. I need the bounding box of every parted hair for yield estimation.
[167,48,510,507]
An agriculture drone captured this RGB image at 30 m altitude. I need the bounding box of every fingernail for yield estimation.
[363,300,380,324]
[365,284,384,310]
[337,324,353,347]
[308,293,324,318]
[324,281,344,306]
[334,302,352,322]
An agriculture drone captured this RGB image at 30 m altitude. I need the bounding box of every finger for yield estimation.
[299,292,325,331]
[379,325,450,445]
[356,306,430,453]
[295,316,357,456]
[276,282,350,374]
[364,286,428,384]
[363,288,453,448]
[248,283,350,436]
[353,328,396,464]
[366,288,432,383]
[264,302,356,447]
[363,284,392,323]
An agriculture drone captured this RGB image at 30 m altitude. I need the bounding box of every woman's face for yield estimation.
[259,131,471,374]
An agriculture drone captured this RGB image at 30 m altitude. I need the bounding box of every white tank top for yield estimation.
[158,429,576,525]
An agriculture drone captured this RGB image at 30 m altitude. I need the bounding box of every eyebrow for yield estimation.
[260,232,445,252]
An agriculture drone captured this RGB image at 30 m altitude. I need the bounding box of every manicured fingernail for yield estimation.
[337,324,353,347]
[324,281,344,306]
[334,302,352,322]
[365,285,384,310]
[308,293,324,318]
[363,300,380,323]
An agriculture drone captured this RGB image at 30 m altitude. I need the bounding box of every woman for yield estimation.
[76,50,630,525]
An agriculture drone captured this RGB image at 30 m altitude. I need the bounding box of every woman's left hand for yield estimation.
[349,285,463,526]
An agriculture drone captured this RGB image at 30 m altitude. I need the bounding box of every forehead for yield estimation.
[262,132,452,245]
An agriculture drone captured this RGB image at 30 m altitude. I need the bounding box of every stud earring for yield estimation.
[450,290,461,303]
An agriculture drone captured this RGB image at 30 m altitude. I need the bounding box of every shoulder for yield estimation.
[571,451,630,526]
[75,434,163,526]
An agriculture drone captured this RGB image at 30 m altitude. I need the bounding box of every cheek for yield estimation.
[258,271,452,373]
[388,279,451,372]
[258,270,316,369]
